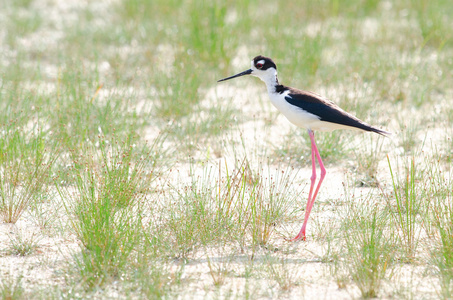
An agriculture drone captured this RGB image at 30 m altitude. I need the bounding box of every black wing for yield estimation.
[284,89,390,136]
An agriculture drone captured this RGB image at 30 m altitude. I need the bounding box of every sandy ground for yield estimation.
[0,70,443,300]
[1,0,451,299]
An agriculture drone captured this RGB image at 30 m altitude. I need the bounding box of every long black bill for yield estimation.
[217,69,253,82]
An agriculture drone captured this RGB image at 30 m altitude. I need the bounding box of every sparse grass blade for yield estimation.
[428,156,453,297]
[384,156,423,261]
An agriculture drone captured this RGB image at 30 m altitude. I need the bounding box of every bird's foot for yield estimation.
[287,232,306,242]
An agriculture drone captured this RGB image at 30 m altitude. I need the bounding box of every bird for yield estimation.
[218,55,391,241]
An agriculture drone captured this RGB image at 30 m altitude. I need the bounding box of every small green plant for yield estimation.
[183,1,234,63]
[331,261,349,290]
[0,121,57,223]
[133,261,182,299]
[264,255,302,291]
[207,255,230,286]
[55,133,162,287]
[221,159,301,249]
[28,193,60,231]
[433,223,453,299]
[5,9,42,45]
[428,157,453,297]
[384,156,423,261]
[0,275,24,300]
[248,164,298,247]
[7,230,41,256]
[341,195,395,298]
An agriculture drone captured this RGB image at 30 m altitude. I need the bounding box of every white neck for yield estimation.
[255,69,279,94]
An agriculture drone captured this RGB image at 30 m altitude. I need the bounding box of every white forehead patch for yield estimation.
[257,60,265,65]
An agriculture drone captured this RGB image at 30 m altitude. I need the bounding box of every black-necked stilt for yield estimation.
[218,55,391,241]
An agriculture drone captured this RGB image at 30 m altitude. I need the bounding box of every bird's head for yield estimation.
[218,55,278,84]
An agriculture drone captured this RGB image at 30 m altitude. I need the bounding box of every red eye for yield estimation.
[256,63,263,69]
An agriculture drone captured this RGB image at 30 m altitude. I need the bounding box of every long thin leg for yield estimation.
[290,129,327,241]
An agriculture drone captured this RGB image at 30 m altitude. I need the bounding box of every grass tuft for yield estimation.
[264,255,302,292]
[0,275,24,300]
[0,120,57,223]
[341,193,395,298]
[7,230,41,256]
[384,156,423,261]
[55,133,162,288]
[428,156,453,297]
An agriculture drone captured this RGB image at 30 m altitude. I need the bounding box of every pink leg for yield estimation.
[290,130,326,241]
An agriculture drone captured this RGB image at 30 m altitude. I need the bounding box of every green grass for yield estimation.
[0,275,24,300]
[385,156,423,261]
[0,118,57,223]
[0,0,452,298]
[425,154,453,298]
[7,230,41,256]
[263,255,303,291]
[55,133,162,288]
[152,157,301,260]
[339,191,396,298]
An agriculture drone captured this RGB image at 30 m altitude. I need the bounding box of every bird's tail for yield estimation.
[367,126,392,137]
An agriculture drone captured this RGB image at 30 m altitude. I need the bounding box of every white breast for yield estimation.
[268,90,320,129]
